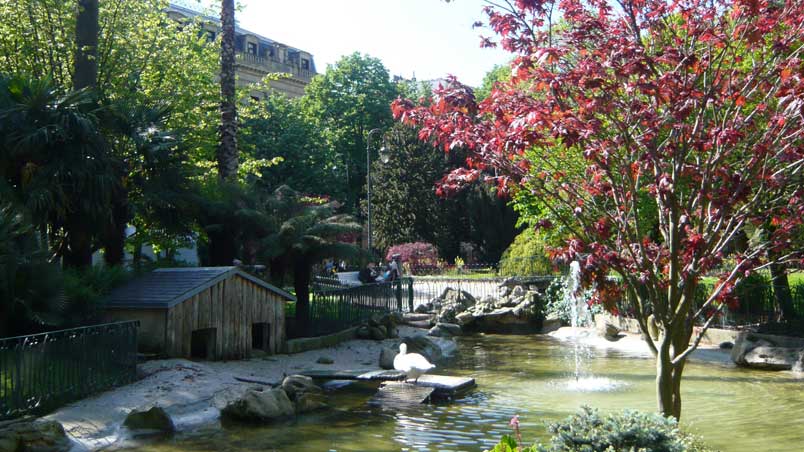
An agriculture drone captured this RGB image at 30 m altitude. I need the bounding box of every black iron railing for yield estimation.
[303,278,413,337]
[0,321,139,420]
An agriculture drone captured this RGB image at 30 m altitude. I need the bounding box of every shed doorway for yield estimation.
[252,322,271,351]
[191,328,217,360]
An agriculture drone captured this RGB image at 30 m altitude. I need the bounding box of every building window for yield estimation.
[269,48,275,58]
[247,42,258,55]
[301,58,310,70]
[205,30,216,42]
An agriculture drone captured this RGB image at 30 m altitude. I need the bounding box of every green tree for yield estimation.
[0,205,62,337]
[301,53,397,213]
[239,93,340,197]
[475,63,510,101]
[0,75,114,268]
[262,187,364,335]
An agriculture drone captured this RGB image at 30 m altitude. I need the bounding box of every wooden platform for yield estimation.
[300,369,406,381]
[369,381,435,408]
[414,375,476,399]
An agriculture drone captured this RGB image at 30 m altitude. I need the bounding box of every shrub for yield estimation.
[499,229,555,276]
[486,407,716,452]
[385,242,440,268]
[62,265,132,326]
[543,277,600,326]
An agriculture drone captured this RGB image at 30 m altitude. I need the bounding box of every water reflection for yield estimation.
[129,334,804,452]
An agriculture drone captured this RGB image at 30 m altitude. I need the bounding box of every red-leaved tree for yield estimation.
[393,0,804,419]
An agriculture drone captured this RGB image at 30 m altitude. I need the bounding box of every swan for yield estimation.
[393,343,435,383]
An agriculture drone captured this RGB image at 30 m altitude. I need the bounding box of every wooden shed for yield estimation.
[104,267,293,360]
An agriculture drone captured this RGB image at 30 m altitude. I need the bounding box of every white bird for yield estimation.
[393,343,435,383]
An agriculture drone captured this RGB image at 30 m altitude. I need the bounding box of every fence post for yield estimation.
[395,279,402,311]
[407,278,414,312]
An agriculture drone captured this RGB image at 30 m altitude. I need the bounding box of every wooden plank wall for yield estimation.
[165,275,286,360]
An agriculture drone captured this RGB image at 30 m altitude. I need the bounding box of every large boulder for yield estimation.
[379,347,397,369]
[403,335,443,363]
[281,375,322,401]
[599,322,621,341]
[294,392,327,413]
[0,420,70,452]
[428,322,462,337]
[221,388,295,422]
[742,346,797,370]
[123,406,175,434]
[541,315,562,333]
[369,325,387,340]
[455,311,476,326]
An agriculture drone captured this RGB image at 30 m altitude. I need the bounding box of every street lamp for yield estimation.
[366,128,383,252]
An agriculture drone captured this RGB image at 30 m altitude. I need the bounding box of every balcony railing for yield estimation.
[235,52,314,82]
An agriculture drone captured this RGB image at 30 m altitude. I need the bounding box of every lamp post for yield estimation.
[366,128,383,252]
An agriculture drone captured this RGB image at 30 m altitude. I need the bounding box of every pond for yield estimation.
[130,334,804,451]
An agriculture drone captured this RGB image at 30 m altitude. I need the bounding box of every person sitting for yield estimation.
[358,262,378,284]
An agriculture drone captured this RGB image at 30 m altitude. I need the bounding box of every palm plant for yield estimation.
[0,74,113,268]
[262,186,365,335]
[99,100,195,266]
[0,204,62,337]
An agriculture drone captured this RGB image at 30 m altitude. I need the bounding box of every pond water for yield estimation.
[132,334,804,452]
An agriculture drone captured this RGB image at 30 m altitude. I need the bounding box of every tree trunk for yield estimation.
[73,0,99,90]
[217,0,238,180]
[102,195,128,266]
[655,344,683,420]
[207,228,236,266]
[294,258,311,337]
[63,223,93,269]
[770,261,796,321]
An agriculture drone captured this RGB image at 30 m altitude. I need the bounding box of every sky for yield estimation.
[190,0,514,87]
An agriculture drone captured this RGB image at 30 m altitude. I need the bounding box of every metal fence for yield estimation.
[300,278,414,337]
[0,321,139,420]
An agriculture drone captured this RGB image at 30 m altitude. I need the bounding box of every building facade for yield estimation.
[167,3,317,98]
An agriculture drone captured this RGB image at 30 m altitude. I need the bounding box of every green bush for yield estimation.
[487,407,716,452]
[499,229,555,276]
[62,265,131,325]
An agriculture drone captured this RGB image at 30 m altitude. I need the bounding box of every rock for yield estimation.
[731,333,772,365]
[294,392,327,413]
[497,285,511,298]
[403,334,443,363]
[368,314,383,327]
[500,277,520,288]
[428,322,463,337]
[356,325,371,339]
[719,341,734,350]
[742,346,797,370]
[386,325,399,338]
[403,312,433,322]
[0,421,70,452]
[379,347,397,369]
[442,288,476,307]
[281,375,322,401]
[221,388,295,422]
[510,285,525,298]
[123,406,175,434]
[541,315,562,333]
[386,311,403,325]
[316,356,334,364]
[414,303,433,314]
[407,319,433,329]
[455,311,475,326]
[369,325,387,340]
[599,322,621,340]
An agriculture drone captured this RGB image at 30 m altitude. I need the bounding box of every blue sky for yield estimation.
[179,0,513,87]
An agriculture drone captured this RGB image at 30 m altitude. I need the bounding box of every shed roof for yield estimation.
[104,267,295,309]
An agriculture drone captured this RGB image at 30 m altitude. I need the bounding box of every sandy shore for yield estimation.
[45,326,439,451]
